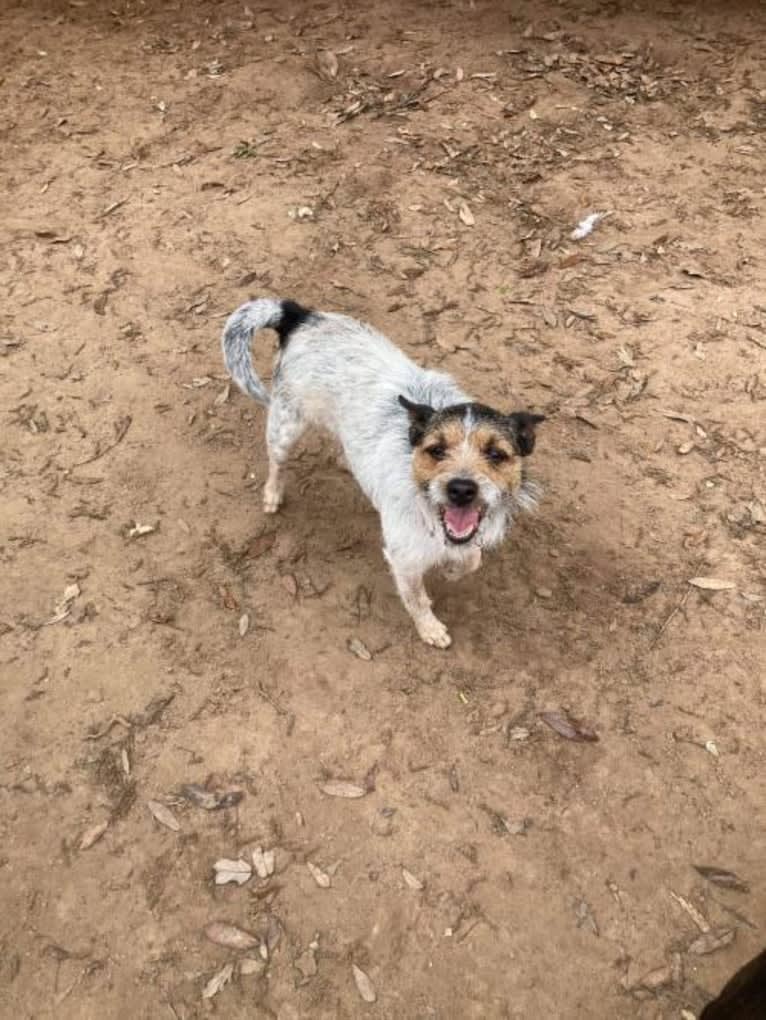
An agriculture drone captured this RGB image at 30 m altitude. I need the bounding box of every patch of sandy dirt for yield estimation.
[1,1,765,1017]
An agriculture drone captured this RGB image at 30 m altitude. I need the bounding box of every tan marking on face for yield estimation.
[411,420,521,494]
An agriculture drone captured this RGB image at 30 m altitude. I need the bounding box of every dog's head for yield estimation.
[399,396,544,545]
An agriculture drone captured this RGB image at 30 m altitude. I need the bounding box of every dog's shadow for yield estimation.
[287,445,640,672]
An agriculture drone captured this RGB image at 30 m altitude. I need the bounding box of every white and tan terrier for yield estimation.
[223,297,544,648]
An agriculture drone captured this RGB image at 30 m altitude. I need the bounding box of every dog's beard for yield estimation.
[509,477,541,514]
[423,476,541,548]
[424,477,503,546]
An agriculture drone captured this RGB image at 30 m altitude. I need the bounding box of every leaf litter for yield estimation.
[45,582,80,625]
[348,636,372,660]
[688,577,736,591]
[214,858,252,886]
[316,49,339,81]
[352,963,377,1003]
[307,861,331,888]
[688,927,736,956]
[204,921,259,951]
[252,846,275,879]
[146,800,181,832]
[179,783,244,811]
[694,865,749,893]
[540,710,599,743]
[320,779,367,798]
[202,963,233,1000]
[79,819,109,850]
[402,867,424,891]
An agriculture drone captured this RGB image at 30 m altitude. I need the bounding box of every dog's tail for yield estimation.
[221,298,285,406]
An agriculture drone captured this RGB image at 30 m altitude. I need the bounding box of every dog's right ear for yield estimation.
[398,395,435,446]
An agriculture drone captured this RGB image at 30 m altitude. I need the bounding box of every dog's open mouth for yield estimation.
[441,505,483,544]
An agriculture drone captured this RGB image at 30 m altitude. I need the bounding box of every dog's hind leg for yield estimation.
[264,392,305,514]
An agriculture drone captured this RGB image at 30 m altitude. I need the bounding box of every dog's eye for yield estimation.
[485,447,509,464]
[426,444,447,461]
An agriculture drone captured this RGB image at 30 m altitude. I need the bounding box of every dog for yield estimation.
[222,297,544,647]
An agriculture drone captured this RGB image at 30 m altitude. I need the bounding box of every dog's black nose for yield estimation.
[446,477,478,506]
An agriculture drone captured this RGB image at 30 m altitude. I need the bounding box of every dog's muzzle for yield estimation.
[441,477,483,543]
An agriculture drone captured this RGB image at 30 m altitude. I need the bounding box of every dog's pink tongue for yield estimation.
[444,506,480,537]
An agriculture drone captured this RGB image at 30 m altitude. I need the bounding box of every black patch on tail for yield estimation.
[276,300,315,347]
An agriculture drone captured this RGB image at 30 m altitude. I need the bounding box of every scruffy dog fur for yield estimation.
[223,298,544,648]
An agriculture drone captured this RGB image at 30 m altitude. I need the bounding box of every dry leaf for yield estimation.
[660,409,696,425]
[238,613,250,637]
[574,898,600,936]
[202,963,234,1000]
[352,963,377,1003]
[638,963,673,990]
[46,582,81,624]
[307,861,331,888]
[147,800,181,832]
[320,780,366,798]
[295,947,318,979]
[688,577,736,591]
[693,865,749,893]
[263,849,275,876]
[214,384,231,407]
[179,783,244,811]
[669,890,709,932]
[455,66,464,82]
[348,637,372,661]
[571,212,605,240]
[458,201,475,227]
[402,867,424,891]
[204,921,259,951]
[256,913,282,956]
[214,858,252,886]
[128,522,156,538]
[540,710,599,743]
[689,928,736,956]
[79,820,108,850]
[316,49,339,81]
[240,956,266,977]
[252,847,270,879]
[502,817,531,836]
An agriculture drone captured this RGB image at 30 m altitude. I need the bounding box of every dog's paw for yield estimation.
[417,615,452,649]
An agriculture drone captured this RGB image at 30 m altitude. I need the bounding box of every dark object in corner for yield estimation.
[700,948,766,1019]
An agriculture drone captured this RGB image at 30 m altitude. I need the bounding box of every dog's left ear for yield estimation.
[506,412,546,456]
[399,395,435,445]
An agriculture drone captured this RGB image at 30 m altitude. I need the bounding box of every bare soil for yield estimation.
[1,1,765,1017]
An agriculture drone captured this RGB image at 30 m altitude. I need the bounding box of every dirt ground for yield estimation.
[2,0,765,1017]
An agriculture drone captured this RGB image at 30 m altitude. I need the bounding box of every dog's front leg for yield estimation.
[389,560,451,649]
